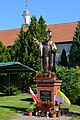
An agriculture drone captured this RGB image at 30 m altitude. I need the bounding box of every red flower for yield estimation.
[39,73,42,78]
[49,73,52,77]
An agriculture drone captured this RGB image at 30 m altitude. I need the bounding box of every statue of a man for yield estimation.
[33,29,57,73]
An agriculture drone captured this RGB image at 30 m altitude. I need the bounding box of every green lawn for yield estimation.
[0,93,80,120]
[61,104,80,111]
[0,93,32,120]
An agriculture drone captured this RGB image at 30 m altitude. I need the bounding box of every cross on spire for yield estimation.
[26,0,28,8]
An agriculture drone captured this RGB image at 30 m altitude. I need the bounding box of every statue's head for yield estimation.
[46,29,52,41]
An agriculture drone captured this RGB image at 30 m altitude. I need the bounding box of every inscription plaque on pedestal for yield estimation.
[40,90,51,101]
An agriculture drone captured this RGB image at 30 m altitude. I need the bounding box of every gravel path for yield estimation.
[13,113,71,120]
[13,111,80,120]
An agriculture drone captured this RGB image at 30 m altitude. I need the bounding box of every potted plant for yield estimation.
[50,109,57,118]
[27,108,34,116]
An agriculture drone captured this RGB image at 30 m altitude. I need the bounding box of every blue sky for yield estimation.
[0,0,80,30]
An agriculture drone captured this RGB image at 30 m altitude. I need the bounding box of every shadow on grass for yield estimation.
[0,93,18,97]
[67,111,80,117]
[0,105,26,113]
[20,98,33,102]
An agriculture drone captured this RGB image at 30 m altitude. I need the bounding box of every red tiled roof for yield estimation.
[0,22,78,46]
[0,28,20,46]
[47,22,77,43]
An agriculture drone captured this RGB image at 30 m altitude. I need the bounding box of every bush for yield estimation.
[56,66,80,105]
[4,85,22,95]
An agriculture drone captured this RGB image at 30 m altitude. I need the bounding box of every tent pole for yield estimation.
[9,74,10,95]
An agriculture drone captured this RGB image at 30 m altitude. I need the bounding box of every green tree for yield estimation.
[59,49,68,67]
[70,21,80,67]
[56,65,80,104]
[26,16,40,71]
[27,16,47,70]
[38,16,46,42]
[8,27,28,91]
[10,27,28,64]
[0,41,10,62]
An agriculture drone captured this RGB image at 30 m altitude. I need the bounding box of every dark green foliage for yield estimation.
[56,66,80,105]
[59,49,68,67]
[70,21,80,67]
[0,41,10,62]
[26,16,40,70]
[70,41,80,67]
[10,27,28,63]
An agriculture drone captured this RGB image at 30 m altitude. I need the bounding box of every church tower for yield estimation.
[22,1,31,27]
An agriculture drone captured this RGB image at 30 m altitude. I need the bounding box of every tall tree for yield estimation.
[60,49,68,67]
[26,16,40,71]
[38,16,46,42]
[70,21,80,67]
[9,27,29,91]
[10,27,28,64]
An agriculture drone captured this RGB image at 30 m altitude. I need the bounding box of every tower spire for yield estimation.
[22,0,31,27]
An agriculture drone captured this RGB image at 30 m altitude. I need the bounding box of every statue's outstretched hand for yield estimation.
[33,37,41,46]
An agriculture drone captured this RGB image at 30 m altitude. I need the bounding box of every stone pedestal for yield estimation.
[36,77,62,105]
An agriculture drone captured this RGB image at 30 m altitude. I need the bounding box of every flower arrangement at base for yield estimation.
[35,100,54,112]
[33,71,57,80]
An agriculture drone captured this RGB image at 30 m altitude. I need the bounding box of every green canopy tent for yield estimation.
[0,62,36,95]
[0,62,36,73]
